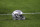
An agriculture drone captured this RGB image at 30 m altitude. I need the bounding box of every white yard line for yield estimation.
[0,12,40,15]
[0,14,12,15]
[23,12,40,14]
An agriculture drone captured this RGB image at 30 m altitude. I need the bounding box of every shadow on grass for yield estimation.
[0,19,12,21]
[0,18,32,21]
[25,18,32,20]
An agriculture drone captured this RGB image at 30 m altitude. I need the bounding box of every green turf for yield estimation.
[0,14,40,27]
[0,0,40,27]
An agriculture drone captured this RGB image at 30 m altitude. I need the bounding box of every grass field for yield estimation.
[0,0,40,27]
